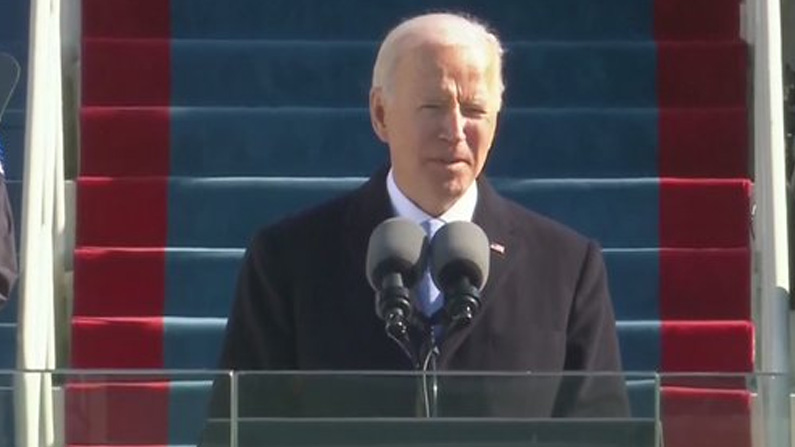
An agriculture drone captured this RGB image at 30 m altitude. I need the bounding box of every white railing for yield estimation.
[15,0,66,445]
[750,0,792,445]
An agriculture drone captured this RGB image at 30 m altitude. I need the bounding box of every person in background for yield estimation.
[0,134,16,310]
[0,52,17,310]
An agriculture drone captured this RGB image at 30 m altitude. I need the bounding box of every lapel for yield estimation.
[340,167,417,366]
[438,177,518,365]
[342,166,394,273]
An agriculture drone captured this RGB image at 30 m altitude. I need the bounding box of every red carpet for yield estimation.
[72,0,754,446]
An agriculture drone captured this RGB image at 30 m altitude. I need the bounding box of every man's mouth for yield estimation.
[429,157,468,166]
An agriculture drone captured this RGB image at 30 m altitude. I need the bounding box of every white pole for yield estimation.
[42,0,64,443]
[15,0,63,445]
[753,0,791,445]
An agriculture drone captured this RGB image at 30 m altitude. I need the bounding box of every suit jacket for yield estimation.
[213,167,629,423]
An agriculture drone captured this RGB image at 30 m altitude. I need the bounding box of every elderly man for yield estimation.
[217,12,628,419]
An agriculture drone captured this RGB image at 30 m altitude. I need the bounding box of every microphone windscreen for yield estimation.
[366,217,428,289]
[430,221,490,290]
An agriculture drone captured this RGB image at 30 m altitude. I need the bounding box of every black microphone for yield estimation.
[429,221,490,331]
[366,217,427,364]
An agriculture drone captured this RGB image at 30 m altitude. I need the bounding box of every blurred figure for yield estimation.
[0,53,19,309]
[0,136,16,309]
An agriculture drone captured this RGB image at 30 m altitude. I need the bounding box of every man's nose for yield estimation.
[439,107,466,143]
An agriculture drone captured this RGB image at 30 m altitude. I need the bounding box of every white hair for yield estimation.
[371,12,505,107]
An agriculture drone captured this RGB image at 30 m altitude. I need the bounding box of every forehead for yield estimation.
[394,42,493,93]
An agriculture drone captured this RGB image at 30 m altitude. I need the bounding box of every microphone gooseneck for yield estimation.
[375,271,415,363]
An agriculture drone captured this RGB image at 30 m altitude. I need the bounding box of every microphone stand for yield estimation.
[419,326,440,418]
[385,296,480,419]
[386,323,419,369]
[415,292,478,419]
[418,282,482,418]
[376,281,441,417]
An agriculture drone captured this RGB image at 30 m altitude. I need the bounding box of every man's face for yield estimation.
[371,42,501,215]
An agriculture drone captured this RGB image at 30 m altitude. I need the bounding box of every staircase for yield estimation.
[73,0,753,446]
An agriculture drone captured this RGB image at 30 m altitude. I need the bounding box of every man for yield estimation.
[217,12,628,419]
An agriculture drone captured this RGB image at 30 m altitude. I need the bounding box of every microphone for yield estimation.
[366,217,427,363]
[429,221,490,331]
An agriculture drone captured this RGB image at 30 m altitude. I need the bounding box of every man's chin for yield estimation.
[409,178,472,216]
[438,176,473,200]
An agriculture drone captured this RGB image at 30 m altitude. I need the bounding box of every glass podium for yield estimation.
[204,371,655,447]
[0,370,782,447]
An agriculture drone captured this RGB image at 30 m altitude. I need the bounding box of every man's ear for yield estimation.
[369,88,389,143]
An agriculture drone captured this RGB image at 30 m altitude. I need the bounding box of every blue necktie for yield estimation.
[418,219,444,340]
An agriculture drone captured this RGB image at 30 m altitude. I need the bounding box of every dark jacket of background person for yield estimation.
[0,145,17,309]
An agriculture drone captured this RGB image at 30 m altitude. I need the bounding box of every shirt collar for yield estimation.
[386,168,478,225]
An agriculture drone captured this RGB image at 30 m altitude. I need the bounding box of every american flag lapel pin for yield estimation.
[489,242,505,255]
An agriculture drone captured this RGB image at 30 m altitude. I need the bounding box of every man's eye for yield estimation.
[463,106,488,117]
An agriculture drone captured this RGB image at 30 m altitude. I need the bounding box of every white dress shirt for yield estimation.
[386,169,478,317]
